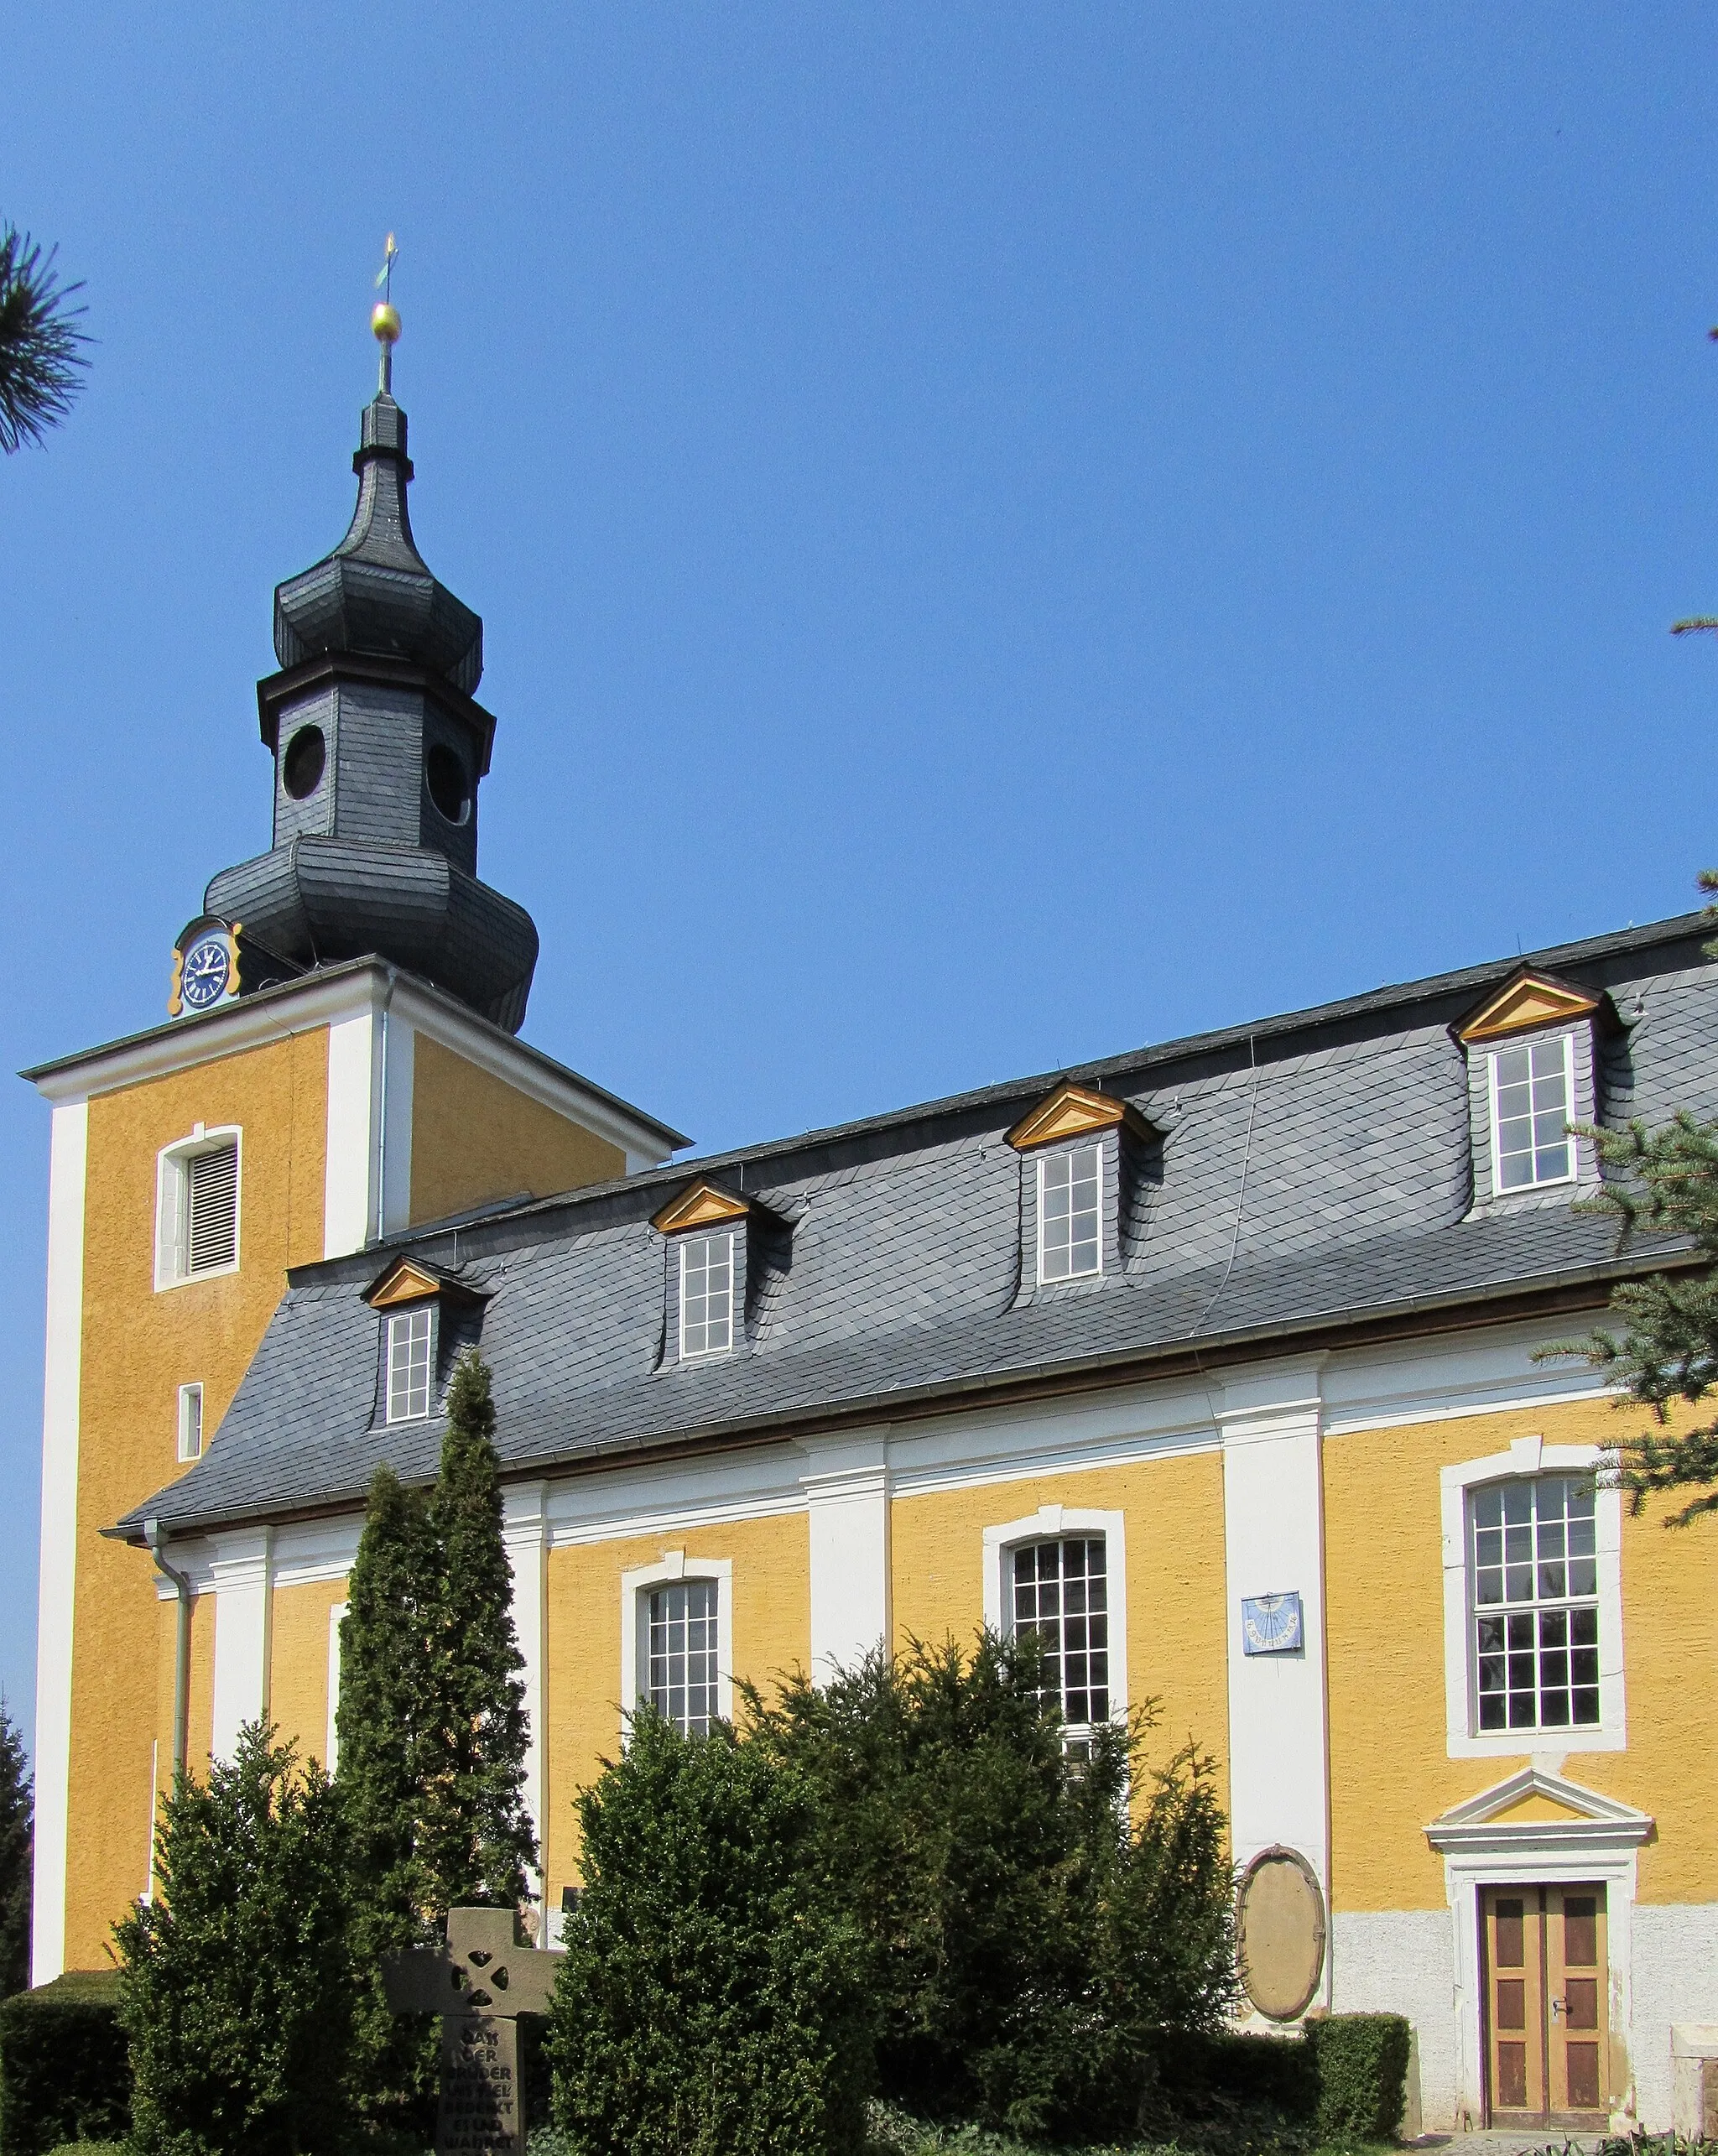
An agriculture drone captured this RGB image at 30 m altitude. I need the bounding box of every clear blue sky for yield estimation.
[3,5,1715,1745]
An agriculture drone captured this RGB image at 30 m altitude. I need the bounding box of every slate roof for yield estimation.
[122,911,1718,1539]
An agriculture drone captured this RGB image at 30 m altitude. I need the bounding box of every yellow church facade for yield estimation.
[28,330,1718,2142]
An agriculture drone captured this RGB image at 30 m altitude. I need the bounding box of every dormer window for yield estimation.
[653,1180,759,1363]
[365,1255,490,1424]
[386,1308,433,1422]
[1455,969,1611,1206]
[1039,1145,1102,1279]
[1007,1082,1159,1289]
[1489,1036,1575,1193]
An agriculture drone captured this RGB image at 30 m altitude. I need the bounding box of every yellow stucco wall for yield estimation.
[1324,1398,1718,1913]
[542,1510,811,1897]
[409,1036,627,1227]
[268,1578,349,1773]
[64,1028,329,1969]
[889,1450,1232,1820]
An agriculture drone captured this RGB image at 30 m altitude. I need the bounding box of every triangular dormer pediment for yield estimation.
[651,1180,751,1236]
[1426,1765,1653,1853]
[1455,968,1602,1045]
[367,1258,445,1309]
[1007,1082,1158,1154]
[365,1257,487,1310]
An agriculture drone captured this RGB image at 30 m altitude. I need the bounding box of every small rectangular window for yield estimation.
[648,1578,719,1734]
[1471,1476,1599,1732]
[1013,1536,1109,1726]
[177,1383,203,1462]
[1490,1038,1574,1193]
[1039,1146,1101,1281]
[679,1232,734,1358]
[386,1307,433,1422]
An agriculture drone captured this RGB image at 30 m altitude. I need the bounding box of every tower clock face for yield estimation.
[180,932,233,1012]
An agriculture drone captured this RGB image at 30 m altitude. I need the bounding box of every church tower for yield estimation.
[26,294,684,1982]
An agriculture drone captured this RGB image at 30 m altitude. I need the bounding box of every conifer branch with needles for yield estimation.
[0,226,91,454]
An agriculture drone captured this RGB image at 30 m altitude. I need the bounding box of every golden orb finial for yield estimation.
[371,234,401,393]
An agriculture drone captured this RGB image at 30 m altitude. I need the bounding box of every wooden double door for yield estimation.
[1481,1885,1609,2127]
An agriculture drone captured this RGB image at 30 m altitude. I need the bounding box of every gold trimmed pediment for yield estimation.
[651,1180,751,1235]
[367,1259,446,1309]
[1007,1082,1156,1154]
[1456,969,1600,1044]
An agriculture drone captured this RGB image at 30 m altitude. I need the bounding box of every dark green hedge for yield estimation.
[1304,2013,1412,2143]
[0,1971,132,2156]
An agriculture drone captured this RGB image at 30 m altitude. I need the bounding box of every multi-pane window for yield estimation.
[648,1579,719,1734]
[1489,1038,1574,1193]
[679,1232,734,1358]
[1471,1476,1599,1732]
[386,1307,433,1423]
[177,1382,203,1463]
[1039,1146,1101,1282]
[1013,1537,1109,1726]
[158,1132,241,1286]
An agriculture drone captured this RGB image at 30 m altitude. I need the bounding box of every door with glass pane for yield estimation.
[1481,1886,1608,2127]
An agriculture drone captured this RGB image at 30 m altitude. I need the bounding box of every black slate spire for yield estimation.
[202,296,539,1033]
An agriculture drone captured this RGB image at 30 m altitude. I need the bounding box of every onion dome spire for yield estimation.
[200,243,540,1035]
[270,246,483,696]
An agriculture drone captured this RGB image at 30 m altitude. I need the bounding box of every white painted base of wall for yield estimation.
[1330,1909,1456,2134]
[1632,1904,1718,2132]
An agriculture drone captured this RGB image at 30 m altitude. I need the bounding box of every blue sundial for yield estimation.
[180,933,232,1012]
[1241,1591,1304,1656]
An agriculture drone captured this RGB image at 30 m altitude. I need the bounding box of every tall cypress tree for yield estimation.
[419,1350,537,1911]
[336,1464,439,2132]
[0,1701,32,1996]
[336,1351,538,2125]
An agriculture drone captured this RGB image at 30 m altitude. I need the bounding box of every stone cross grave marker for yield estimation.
[383,1907,565,2156]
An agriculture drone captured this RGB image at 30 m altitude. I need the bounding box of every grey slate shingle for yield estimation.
[122,915,1718,1537]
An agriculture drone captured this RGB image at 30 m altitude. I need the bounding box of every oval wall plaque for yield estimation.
[1236,1846,1325,2022]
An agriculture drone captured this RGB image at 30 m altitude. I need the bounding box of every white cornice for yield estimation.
[23,961,685,1164]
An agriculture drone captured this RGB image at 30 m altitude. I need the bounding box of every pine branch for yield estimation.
[0,226,91,453]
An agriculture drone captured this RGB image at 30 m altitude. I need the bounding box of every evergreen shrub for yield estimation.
[743,1634,1237,2142]
[114,1724,354,2156]
[0,1971,130,2156]
[1303,2014,1411,2144]
[547,1709,872,2156]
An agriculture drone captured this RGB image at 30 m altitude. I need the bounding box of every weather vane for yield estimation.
[371,232,401,393]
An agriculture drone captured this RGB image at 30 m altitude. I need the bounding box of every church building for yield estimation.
[27,308,1718,2138]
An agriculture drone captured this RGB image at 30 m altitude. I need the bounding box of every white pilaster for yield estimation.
[209,1528,274,1763]
[324,998,414,1255]
[1217,1357,1331,2006]
[378,1013,414,1236]
[502,1482,549,1924]
[32,1096,88,1985]
[799,1429,891,1681]
[323,1013,376,1258]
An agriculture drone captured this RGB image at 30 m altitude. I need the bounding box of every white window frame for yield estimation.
[1486,1033,1577,1198]
[176,1382,204,1463]
[154,1123,242,1290]
[384,1306,435,1424]
[981,1505,1127,1737]
[1035,1145,1104,1285]
[618,1552,733,1742]
[678,1231,736,1361]
[1440,1435,1625,1758]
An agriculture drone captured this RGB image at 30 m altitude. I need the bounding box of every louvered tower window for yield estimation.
[187,1142,238,1273]
[156,1129,242,1289]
